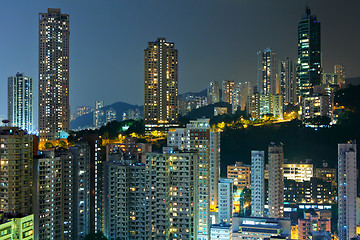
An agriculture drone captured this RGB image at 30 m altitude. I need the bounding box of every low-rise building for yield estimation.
[232,216,291,239]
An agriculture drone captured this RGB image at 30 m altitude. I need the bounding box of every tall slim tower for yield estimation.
[8,73,33,132]
[208,81,220,104]
[280,59,297,105]
[39,8,70,141]
[298,6,321,97]
[144,38,178,132]
[257,48,277,95]
[338,141,357,240]
[251,150,265,217]
[268,143,284,218]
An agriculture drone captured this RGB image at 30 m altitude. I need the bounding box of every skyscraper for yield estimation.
[208,81,220,104]
[338,141,357,240]
[8,73,33,132]
[279,58,297,105]
[334,65,346,88]
[167,119,221,239]
[251,150,265,217]
[218,179,233,224]
[146,151,198,239]
[0,127,33,215]
[39,8,70,142]
[257,48,277,95]
[144,38,178,132]
[268,143,284,218]
[298,7,321,97]
[93,100,105,128]
[222,80,235,104]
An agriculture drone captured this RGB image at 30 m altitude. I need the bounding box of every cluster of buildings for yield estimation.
[179,7,346,126]
[0,5,358,240]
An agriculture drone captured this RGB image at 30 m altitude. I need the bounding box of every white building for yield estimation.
[338,141,357,240]
[8,73,33,132]
[251,150,265,217]
[168,118,221,239]
[268,143,284,218]
[283,163,313,182]
[218,179,233,224]
[210,223,232,240]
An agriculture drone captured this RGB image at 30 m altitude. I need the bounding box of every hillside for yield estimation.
[219,85,360,177]
[70,102,143,130]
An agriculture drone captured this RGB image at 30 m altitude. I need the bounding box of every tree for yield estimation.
[44,142,54,149]
[84,232,108,240]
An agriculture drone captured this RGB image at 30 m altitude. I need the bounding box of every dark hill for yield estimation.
[70,102,143,130]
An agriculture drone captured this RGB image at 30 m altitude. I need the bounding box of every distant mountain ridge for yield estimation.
[346,76,360,86]
[179,89,207,99]
[70,101,143,130]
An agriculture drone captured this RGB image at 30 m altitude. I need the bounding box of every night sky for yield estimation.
[1,0,360,124]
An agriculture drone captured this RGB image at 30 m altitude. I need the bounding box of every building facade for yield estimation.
[222,80,235,104]
[257,48,277,95]
[251,151,265,217]
[39,8,70,141]
[338,141,357,240]
[268,143,284,218]
[146,151,199,240]
[0,127,33,215]
[297,7,321,97]
[144,38,178,132]
[8,73,33,132]
[218,179,233,224]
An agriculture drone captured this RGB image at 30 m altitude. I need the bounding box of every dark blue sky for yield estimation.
[1,0,360,122]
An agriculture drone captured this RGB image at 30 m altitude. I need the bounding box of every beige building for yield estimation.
[334,64,346,88]
[39,8,70,141]
[144,38,178,132]
[222,80,235,104]
[0,127,33,215]
[268,143,284,218]
[227,162,251,190]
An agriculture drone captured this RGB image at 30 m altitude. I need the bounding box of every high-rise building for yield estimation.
[8,73,33,132]
[70,106,93,121]
[105,108,116,124]
[70,142,91,239]
[167,119,221,239]
[222,80,235,104]
[104,151,149,239]
[271,94,284,120]
[144,38,178,132]
[334,65,346,88]
[239,82,252,111]
[268,143,284,218]
[246,93,260,119]
[218,179,233,224]
[39,8,70,141]
[208,81,220,104]
[257,48,277,95]
[33,150,74,240]
[0,127,33,215]
[93,101,105,128]
[279,59,297,105]
[338,141,357,240]
[146,151,199,239]
[298,7,321,97]
[251,151,265,217]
